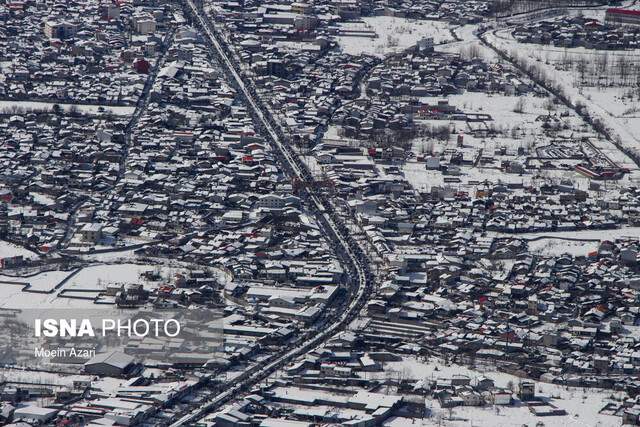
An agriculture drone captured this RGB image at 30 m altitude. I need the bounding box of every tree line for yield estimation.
[492,0,605,16]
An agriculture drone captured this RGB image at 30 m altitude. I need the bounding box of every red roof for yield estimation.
[607,8,640,17]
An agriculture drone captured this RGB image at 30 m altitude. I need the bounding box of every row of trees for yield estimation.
[492,0,604,16]
[557,52,640,95]
[524,48,640,100]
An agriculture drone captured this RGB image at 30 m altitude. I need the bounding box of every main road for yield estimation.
[169,1,374,425]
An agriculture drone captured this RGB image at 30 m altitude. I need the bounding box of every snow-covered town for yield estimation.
[4,0,640,426]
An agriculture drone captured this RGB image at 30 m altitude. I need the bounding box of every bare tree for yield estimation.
[513,98,527,114]
[576,57,587,84]
[543,98,556,113]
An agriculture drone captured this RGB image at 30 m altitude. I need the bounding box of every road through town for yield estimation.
[168,1,375,424]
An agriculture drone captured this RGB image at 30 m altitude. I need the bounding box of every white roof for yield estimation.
[260,418,312,427]
[14,406,58,417]
[348,391,402,411]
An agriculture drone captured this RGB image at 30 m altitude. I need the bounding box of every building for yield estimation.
[255,194,300,210]
[132,14,156,34]
[291,2,311,14]
[133,57,151,74]
[518,381,535,401]
[84,351,136,377]
[1,256,24,269]
[417,36,434,53]
[491,390,512,405]
[330,0,361,18]
[425,156,440,170]
[99,1,120,20]
[0,203,7,238]
[43,20,77,39]
[13,406,58,423]
[80,223,103,243]
[605,8,640,26]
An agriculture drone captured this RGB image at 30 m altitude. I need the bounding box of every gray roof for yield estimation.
[85,351,135,369]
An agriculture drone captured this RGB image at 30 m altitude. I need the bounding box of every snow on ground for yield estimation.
[322,124,348,141]
[0,100,135,116]
[438,399,616,427]
[403,123,597,193]
[511,227,640,241]
[485,29,640,178]
[510,227,640,256]
[0,368,92,386]
[403,161,527,192]
[0,270,70,292]
[0,263,170,308]
[79,249,142,263]
[336,17,453,57]
[0,285,97,309]
[443,24,501,62]
[63,263,180,291]
[524,227,640,256]
[406,82,640,190]
[423,93,547,118]
[0,241,38,260]
[379,356,621,427]
[527,238,598,257]
[0,261,227,309]
[415,92,567,156]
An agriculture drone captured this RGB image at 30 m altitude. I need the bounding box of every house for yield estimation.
[491,390,512,405]
[518,381,535,401]
[255,194,301,210]
[132,14,156,34]
[80,223,103,243]
[133,57,151,74]
[43,20,77,39]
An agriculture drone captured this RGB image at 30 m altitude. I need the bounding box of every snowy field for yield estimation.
[0,285,100,309]
[403,161,531,192]
[421,93,551,120]
[403,85,640,191]
[79,248,142,263]
[508,227,640,256]
[0,270,70,292]
[514,227,640,242]
[485,28,640,176]
[527,238,598,257]
[378,356,621,427]
[0,100,135,116]
[63,263,181,291]
[0,263,181,309]
[404,92,560,189]
[0,241,38,260]
[336,17,453,57]
[0,368,93,386]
